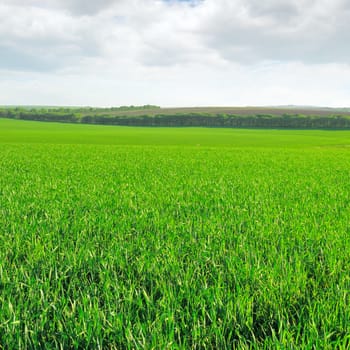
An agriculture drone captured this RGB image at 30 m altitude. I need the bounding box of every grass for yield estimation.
[1,118,350,348]
[1,118,350,147]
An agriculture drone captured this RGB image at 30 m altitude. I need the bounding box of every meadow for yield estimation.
[1,118,350,348]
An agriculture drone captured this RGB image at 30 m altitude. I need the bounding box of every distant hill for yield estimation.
[1,105,350,129]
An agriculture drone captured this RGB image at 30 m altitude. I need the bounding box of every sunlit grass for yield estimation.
[0,119,350,348]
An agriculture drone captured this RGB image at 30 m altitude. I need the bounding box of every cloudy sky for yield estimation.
[1,0,350,107]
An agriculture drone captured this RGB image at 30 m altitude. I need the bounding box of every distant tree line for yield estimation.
[1,107,350,129]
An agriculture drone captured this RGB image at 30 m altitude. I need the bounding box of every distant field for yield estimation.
[1,118,350,147]
[4,105,350,117]
[91,106,350,117]
[1,119,350,348]
[2,105,350,129]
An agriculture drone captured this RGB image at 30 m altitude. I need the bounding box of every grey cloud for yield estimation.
[55,0,120,16]
[246,0,300,21]
[1,0,350,75]
[123,0,350,68]
[197,0,350,65]
[0,2,110,72]
[1,0,122,15]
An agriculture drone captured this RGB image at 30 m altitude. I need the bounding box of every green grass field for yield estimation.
[1,118,350,348]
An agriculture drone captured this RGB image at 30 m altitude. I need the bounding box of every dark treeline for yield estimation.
[1,107,350,129]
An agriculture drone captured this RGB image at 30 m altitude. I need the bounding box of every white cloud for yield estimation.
[0,0,349,106]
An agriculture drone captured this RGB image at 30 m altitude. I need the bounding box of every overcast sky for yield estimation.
[1,0,350,107]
